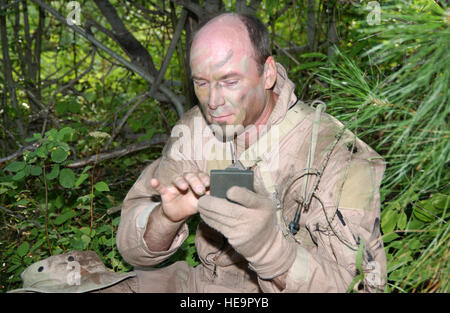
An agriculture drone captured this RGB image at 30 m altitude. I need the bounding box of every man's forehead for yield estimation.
[190,36,255,73]
[191,16,252,55]
[196,14,246,37]
[190,49,256,79]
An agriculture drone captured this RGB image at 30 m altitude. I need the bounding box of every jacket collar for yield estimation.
[270,62,298,125]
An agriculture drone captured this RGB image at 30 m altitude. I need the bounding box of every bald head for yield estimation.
[189,13,277,130]
[190,13,271,74]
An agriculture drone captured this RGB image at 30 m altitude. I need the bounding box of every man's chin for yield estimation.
[208,122,245,142]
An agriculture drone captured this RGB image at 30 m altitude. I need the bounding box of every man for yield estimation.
[116,13,387,292]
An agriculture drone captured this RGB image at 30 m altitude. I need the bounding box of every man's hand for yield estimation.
[198,186,296,280]
[151,171,210,222]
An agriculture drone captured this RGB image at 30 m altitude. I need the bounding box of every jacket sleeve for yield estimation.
[116,157,189,267]
[258,145,387,293]
[116,108,203,268]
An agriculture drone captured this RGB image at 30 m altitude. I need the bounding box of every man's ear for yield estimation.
[263,56,277,90]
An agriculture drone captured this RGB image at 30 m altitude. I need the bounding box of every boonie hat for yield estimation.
[8,250,136,293]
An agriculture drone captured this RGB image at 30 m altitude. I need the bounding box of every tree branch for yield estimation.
[106,5,189,151]
[105,92,150,149]
[0,143,41,164]
[148,9,188,98]
[274,41,300,65]
[170,0,209,21]
[49,48,97,107]
[93,0,158,77]
[67,133,168,168]
[0,205,43,228]
[30,0,184,118]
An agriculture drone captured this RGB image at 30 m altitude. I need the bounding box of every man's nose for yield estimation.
[208,84,225,110]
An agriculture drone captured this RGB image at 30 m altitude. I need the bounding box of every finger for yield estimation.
[184,172,207,195]
[172,176,190,191]
[151,178,178,198]
[150,178,165,194]
[198,172,210,187]
[226,186,270,208]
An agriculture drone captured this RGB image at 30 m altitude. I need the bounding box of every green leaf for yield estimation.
[24,165,32,176]
[71,236,90,250]
[397,211,407,230]
[406,238,422,250]
[17,242,30,257]
[6,263,21,274]
[51,147,68,163]
[5,162,25,173]
[30,237,46,253]
[15,199,29,206]
[294,61,325,71]
[33,133,42,141]
[381,208,398,234]
[68,100,81,114]
[74,173,89,188]
[45,129,58,141]
[53,211,77,225]
[59,168,76,188]
[46,164,60,180]
[355,237,365,275]
[265,0,277,15]
[412,205,434,222]
[56,101,69,115]
[112,216,120,226]
[36,145,48,158]
[54,195,64,209]
[57,127,75,142]
[12,170,26,181]
[431,193,449,210]
[82,166,93,174]
[383,232,400,243]
[299,52,328,59]
[185,234,196,245]
[346,238,365,293]
[94,181,110,192]
[30,165,42,176]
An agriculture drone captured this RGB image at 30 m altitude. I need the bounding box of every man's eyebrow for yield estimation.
[191,72,242,81]
[191,75,206,80]
[217,72,242,80]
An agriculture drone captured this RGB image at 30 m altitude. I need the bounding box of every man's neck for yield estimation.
[254,90,278,127]
[243,90,279,149]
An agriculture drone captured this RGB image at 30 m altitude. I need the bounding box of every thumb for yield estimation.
[151,178,175,197]
[226,186,271,209]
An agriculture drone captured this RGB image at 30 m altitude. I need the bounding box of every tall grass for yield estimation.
[314,0,449,292]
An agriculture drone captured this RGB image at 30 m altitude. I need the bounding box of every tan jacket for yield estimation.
[116,63,387,293]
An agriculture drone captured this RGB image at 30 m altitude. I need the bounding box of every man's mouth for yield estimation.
[211,113,233,123]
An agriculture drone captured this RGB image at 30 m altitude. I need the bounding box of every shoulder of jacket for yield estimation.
[176,105,204,126]
[319,112,385,166]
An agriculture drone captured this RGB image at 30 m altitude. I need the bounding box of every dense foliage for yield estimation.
[0,0,448,293]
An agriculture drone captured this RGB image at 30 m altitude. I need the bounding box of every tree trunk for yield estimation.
[94,0,158,77]
[307,0,316,51]
[0,0,26,140]
[327,1,338,59]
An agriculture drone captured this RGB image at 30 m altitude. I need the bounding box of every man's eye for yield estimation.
[194,80,208,87]
[222,80,238,87]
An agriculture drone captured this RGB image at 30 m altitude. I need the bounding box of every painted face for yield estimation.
[190,20,268,132]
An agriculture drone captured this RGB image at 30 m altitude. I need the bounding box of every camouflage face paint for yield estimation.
[212,50,233,70]
[189,21,271,129]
